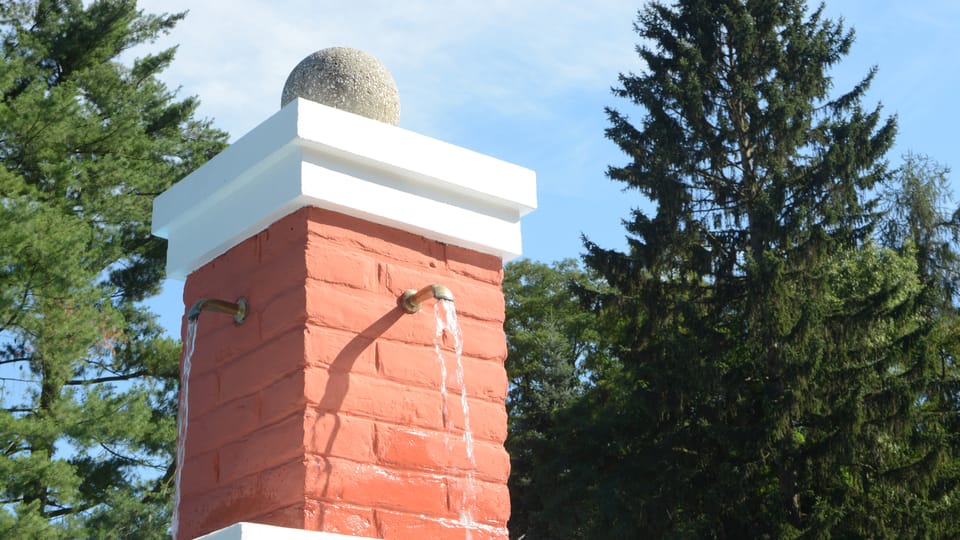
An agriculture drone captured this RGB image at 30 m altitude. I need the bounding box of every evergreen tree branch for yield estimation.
[63,370,147,386]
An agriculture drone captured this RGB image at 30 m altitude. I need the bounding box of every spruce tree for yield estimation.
[875,154,960,536]
[566,0,960,536]
[0,1,227,536]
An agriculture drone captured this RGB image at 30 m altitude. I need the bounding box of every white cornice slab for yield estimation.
[196,522,373,540]
[152,98,537,279]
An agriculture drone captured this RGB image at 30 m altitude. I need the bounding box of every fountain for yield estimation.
[152,47,536,540]
[172,299,249,538]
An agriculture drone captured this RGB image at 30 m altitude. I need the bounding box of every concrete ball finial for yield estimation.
[281,47,400,126]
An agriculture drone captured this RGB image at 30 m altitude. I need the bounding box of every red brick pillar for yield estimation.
[176,207,511,539]
[153,95,535,539]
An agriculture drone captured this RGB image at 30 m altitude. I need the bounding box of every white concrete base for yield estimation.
[196,522,375,540]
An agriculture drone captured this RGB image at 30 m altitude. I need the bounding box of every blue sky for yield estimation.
[136,0,960,335]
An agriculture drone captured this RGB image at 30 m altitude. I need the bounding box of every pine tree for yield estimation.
[564,0,960,536]
[0,1,227,536]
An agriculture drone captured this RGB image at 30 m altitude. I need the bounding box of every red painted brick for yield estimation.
[304,283,401,336]
[448,356,508,402]
[218,329,304,404]
[472,440,511,484]
[178,473,259,540]
[376,340,443,391]
[307,208,446,268]
[188,313,265,375]
[457,318,508,361]
[446,477,511,526]
[285,499,379,537]
[374,424,458,473]
[305,456,447,516]
[179,204,513,536]
[304,325,378,376]
[257,208,311,263]
[373,423,507,484]
[303,367,348,412]
[257,459,307,511]
[442,279,505,324]
[306,370,444,430]
[260,371,306,425]
[305,410,376,463]
[260,283,307,341]
[384,263,504,323]
[180,449,219,496]
[184,266,247,314]
[252,238,307,277]
[374,508,509,540]
[310,502,377,537]
[380,306,440,348]
[381,262,445,297]
[182,270,214,308]
[444,397,508,445]
[208,231,261,278]
[445,244,503,285]
[375,424,509,483]
[219,413,305,483]
[208,325,263,371]
[189,394,260,455]
[246,242,308,300]
[251,502,308,531]
[305,242,378,291]
[187,370,219,419]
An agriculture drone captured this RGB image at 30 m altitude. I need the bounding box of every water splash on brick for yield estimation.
[172,319,199,539]
[434,299,478,539]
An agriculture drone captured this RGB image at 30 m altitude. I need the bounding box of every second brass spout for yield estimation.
[400,285,454,313]
[188,297,248,324]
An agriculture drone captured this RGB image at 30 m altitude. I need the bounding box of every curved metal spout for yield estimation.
[400,285,454,313]
[188,297,248,324]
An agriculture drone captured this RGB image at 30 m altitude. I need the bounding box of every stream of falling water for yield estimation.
[171,319,199,539]
[434,299,478,539]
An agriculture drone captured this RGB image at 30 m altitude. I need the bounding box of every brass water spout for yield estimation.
[188,297,248,324]
[400,285,454,313]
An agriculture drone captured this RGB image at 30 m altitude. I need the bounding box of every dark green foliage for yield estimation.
[0,1,227,536]
[503,259,611,538]
[874,154,960,536]
[881,154,960,311]
[508,0,960,537]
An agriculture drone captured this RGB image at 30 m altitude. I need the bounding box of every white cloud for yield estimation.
[134,0,642,138]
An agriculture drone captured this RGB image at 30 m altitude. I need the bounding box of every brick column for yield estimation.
[177,207,510,539]
[153,99,534,540]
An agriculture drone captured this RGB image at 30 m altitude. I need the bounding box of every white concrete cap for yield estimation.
[152,98,537,279]
[196,522,373,540]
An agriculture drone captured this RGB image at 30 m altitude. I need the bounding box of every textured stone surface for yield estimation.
[281,47,400,125]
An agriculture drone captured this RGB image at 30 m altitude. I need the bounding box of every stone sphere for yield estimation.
[281,47,400,126]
